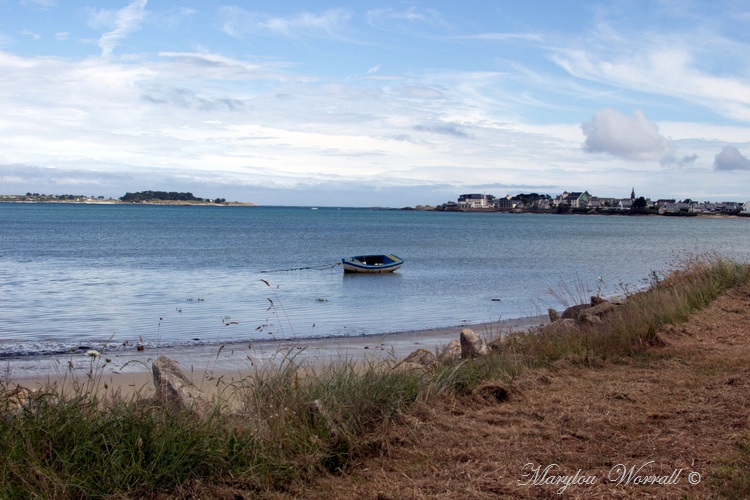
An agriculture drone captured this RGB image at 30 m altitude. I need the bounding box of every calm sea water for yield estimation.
[1,203,748,359]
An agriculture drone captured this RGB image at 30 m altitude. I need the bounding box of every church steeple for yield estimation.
[630,188,635,201]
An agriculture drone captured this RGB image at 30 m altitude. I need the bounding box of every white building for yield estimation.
[457,194,490,209]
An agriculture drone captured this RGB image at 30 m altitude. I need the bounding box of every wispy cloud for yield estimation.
[221,7,352,40]
[21,30,41,41]
[94,0,148,57]
[367,7,448,28]
[551,25,750,121]
[157,51,292,81]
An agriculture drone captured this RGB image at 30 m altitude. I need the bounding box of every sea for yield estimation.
[1,203,748,373]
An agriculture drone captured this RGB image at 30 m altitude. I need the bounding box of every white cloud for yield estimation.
[95,0,148,57]
[367,7,447,27]
[21,30,41,40]
[714,146,750,171]
[552,35,750,122]
[581,108,673,161]
[220,7,352,40]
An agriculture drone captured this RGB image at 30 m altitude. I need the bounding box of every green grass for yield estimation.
[1,256,748,497]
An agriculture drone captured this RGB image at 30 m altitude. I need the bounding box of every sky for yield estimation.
[1,0,749,207]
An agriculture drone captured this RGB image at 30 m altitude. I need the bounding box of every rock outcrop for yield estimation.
[578,301,617,325]
[437,339,462,364]
[0,386,54,414]
[393,348,438,374]
[548,308,560,322]
[460,328,489,358]
[542,296,622,334]
[152,356,212,415]
[308,399,342,445]
[561,303,591,321]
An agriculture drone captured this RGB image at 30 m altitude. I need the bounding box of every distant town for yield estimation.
[422,190,750,216]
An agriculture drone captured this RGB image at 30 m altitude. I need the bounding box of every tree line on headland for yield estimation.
[0,191,229,204]
[119,191,225,203]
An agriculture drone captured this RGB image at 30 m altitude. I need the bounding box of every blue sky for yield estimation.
[1,0,749,206]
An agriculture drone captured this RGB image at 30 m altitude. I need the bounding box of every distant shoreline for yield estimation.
[3,196,748,217]
[406,206,749,218]
[0,196,257,207]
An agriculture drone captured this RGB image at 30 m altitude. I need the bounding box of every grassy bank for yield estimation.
[1,257,748,497]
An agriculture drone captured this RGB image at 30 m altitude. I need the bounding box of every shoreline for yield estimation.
[4,315,548,395]
[3,199,747,217]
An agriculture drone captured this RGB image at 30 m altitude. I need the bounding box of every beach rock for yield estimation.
[561,303,591,321]
[548,308,560,322]
[393,348,438,373]
[540,318,578,335]
[487,336,508,352]
[460,328,489,358]
[0,386,55,414]
[152,356,211,415]
[437,339,462,365]
[579,301,617,325]
[590,295,607,306]
[308,399,342,446]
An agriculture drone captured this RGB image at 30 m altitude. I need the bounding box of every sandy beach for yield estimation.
[4,315,548,396]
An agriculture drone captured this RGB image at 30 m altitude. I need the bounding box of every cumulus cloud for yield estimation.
[581,108,673,161]
[713,146,750,171]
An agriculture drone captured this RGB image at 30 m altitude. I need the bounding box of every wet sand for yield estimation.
[4,315,548,396]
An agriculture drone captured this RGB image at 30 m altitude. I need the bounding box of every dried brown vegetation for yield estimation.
[282,276,750,498]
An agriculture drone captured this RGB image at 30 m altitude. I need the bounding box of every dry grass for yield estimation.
[285,266,750,498]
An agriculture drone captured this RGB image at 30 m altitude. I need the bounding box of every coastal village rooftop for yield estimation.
[445,191,750,215]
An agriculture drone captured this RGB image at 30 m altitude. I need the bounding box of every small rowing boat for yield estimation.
[341,254,404,273]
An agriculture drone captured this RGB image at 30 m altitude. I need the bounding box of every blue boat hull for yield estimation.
[342,254,404,273]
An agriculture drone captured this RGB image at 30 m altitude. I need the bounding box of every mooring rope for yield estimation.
[260,262,341,273]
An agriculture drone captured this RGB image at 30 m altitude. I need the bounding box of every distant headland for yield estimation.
[0,191,256,206]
